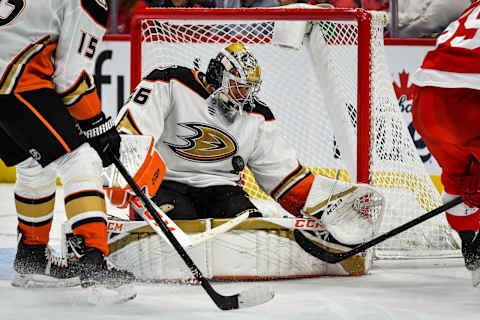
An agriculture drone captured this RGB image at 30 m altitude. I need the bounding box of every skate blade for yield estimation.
[472,269,480,288]
[86,283,137,305]
[11,273,81,289]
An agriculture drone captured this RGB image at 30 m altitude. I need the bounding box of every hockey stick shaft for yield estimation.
[294,196,463,264]
[129,194,193,248]
[111,155,271,310]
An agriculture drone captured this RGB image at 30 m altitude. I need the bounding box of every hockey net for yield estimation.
[130,7,460,259]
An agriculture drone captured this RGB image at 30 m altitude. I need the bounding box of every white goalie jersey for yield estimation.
[111,67,384,281]
[116,65,313,215]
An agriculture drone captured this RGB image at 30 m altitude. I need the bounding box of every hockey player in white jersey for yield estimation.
[116,43,383,250]
[0,0,135,298]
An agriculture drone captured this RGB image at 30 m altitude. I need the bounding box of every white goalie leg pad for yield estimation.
[302,174,385,245]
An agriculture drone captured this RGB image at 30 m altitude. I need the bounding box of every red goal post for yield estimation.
[129,7,459,259]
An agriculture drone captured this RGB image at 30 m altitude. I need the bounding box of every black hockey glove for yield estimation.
[78,112,120,167]
[458,230,480,271]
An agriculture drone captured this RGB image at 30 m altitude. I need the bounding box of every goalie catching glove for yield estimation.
[302,174,385,245]
[103,135,166,208]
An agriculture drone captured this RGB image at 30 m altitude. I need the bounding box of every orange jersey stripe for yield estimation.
[60,71,101,121]
[0,36,53,94]
[14,42,57,93]
[65,89,102,120]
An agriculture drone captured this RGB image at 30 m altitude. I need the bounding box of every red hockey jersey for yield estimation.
[413,1,480,89]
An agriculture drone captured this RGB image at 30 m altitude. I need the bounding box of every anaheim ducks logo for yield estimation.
[165,123,238,162]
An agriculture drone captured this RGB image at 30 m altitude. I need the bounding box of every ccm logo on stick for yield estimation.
[295,219,322,229]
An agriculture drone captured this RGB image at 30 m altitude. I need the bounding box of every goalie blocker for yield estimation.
[103,135,166,208]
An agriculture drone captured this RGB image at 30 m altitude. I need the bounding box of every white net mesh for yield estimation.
[367,15,459,257]
[132,8,460,258]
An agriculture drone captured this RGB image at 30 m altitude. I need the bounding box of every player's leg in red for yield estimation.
[413,85,480,281]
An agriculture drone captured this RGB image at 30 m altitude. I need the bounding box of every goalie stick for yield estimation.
[189,209,251,245]
[106,216,325,240]
[111,155,274,310]
[294,196,463,264]
[129,196,250,247]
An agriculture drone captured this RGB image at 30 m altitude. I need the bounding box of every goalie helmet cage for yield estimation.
[130,7,460,259]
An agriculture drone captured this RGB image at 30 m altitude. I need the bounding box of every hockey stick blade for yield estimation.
[112,155,274,310]
[294,197,463,264]
[237,286,275,308]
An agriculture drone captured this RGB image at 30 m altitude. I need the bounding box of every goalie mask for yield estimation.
[206,43,261,122]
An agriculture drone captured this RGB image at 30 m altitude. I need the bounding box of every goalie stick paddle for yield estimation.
[189,209,251,246]
[130,195,251,248]
[294,196,463,264]
[111,155,274,310]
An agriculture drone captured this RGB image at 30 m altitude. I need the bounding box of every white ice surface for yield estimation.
[0,184,479,320]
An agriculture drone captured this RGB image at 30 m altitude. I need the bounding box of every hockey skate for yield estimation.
[457,230,480,287]
[13,232,136,303]
[66,235,137,304]
[12,232,82,289]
